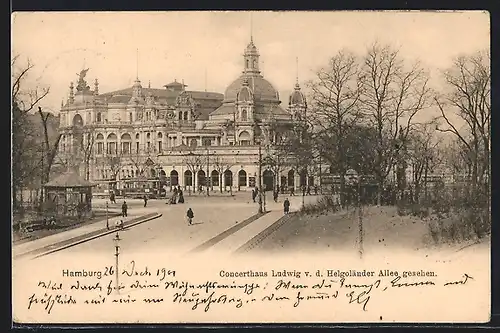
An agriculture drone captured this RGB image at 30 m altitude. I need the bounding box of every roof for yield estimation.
[224,74,279,103]
[44,171,96,188]
[100,87,223,103]
[210,103,290,118]
[289,85,306,105]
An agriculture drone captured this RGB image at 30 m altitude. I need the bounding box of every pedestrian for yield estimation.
[290,186,295,196]
[273,190,278,202]
[251,188,256,203]
[121,201,128,217]
[143,194,148,207]
[110,192,116,204]
[307,185,311,196]
[186,207,194,225]
[283,198,290,214]
[178,188,185,203]
[116,219,124,229]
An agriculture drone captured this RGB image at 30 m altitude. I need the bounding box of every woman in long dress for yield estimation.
[178,189,185,203]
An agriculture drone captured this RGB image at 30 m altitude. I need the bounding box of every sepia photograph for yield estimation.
[11,10,490,324]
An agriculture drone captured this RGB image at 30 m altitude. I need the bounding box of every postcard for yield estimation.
[11,10,491,324]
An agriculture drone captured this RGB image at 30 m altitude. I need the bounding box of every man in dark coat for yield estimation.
[121,201,128,217]
[186,208,194,225]
[143,195,148,207]
[283,198,290,215]
[252,189,256,203]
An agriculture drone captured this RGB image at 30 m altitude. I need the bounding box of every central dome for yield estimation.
[224,74,279,103]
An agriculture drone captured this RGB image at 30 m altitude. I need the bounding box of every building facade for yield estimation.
[57,37,318,196]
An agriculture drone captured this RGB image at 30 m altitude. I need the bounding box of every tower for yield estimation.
[69,82,74,104]
[94,78,99,95]
[288,57,307,120]
[243,37,260,75]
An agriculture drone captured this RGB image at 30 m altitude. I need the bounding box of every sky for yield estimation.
[11,11,490,114]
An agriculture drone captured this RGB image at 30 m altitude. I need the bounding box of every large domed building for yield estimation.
[56,37,315,197]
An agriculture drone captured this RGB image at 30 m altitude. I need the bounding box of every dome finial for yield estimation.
[250,12,253,43]
[295,56,299,85]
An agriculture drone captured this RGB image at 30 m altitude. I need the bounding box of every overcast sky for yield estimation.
[12,11,489,114]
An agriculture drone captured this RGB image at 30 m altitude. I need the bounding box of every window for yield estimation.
[241,109,247,121]
[121,142,131,154]
[158,141,162,153]
[129,113,133,122]
[184,170,193,186]
[97,112,102,122]
[238,170,247,187]
[147,142,151,152]
[202,138,211,146]
[136,142,140,153]
[107,142,117,155]
[97,142,103,154]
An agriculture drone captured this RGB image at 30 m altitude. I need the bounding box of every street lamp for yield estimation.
[113,231,121,295]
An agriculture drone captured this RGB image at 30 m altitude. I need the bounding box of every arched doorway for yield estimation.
[197,170,206,187]
[170,170,179,186]
[263,170,274,191]
[300,169,307,187]
[224,170,233,188]
[184,170,193,187]
[238,170,247,188]
[287,170,295,188]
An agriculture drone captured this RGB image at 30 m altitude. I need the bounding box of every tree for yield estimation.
[38,107,62,185]
[12,56,51,210]
[308,50,364,205]
[407,123,442,203]
[104,155,122,190]
[435,50,490,195]
[211,155,235,194]
[183,152,205,195]
[359,42,433,205]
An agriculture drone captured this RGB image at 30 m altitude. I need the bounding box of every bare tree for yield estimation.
[104,155,122,190]
[359,42,433,205]
[308,50,364,205]
[183,153,205,195]
[211,155,235,194]
[38,107,62,184]
[435,50,490,194]
[11,56,51,210]
[407,123,442,203]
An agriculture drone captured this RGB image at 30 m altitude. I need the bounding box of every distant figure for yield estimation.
[302,186,306,197]
[283,198,290,214]
[116,219,124,229]
[178,189,185,203]
[121,201,128,217]
[143,195,148,207]
[186,208,194,225]
[273,190,278,202]
[110,192,116,204]
[290,186,295,196]
[251,189,256,203]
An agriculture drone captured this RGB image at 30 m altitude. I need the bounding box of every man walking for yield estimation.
[186,208,194,226]
[283,198,290,215]
[252,188,256,203]
[143,194,148,207]
[121,201,128,217]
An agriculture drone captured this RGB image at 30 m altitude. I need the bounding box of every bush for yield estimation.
[298,195,341,216]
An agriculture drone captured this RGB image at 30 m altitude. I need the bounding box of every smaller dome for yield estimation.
[289,83,306,106]
[133,78,142,87]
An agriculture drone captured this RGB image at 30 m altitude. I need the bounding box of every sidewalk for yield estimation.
[13,211,161,259]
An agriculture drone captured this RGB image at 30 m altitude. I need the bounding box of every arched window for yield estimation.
[106,133,117,155]
[263,170,274,191]
[146,133,151,140]
[300,169,307,187]
[73,114,83,127]
[183,112,188,121]
[239,131,251,146]
[190,139,198,148]
[287,169,295,187]
[197,170,206,186]
[211,170,219,187]
[241,109,247,121]
[96,133,104,155]
[224,170,233,187]
[202,138,211,146]
[97,112,102,122]
[170,170,179,186]
[253,59,257,68]
[246,59,249,68]
[184,170,193,186]
[238,170,247,187]
[121,133,131,154]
